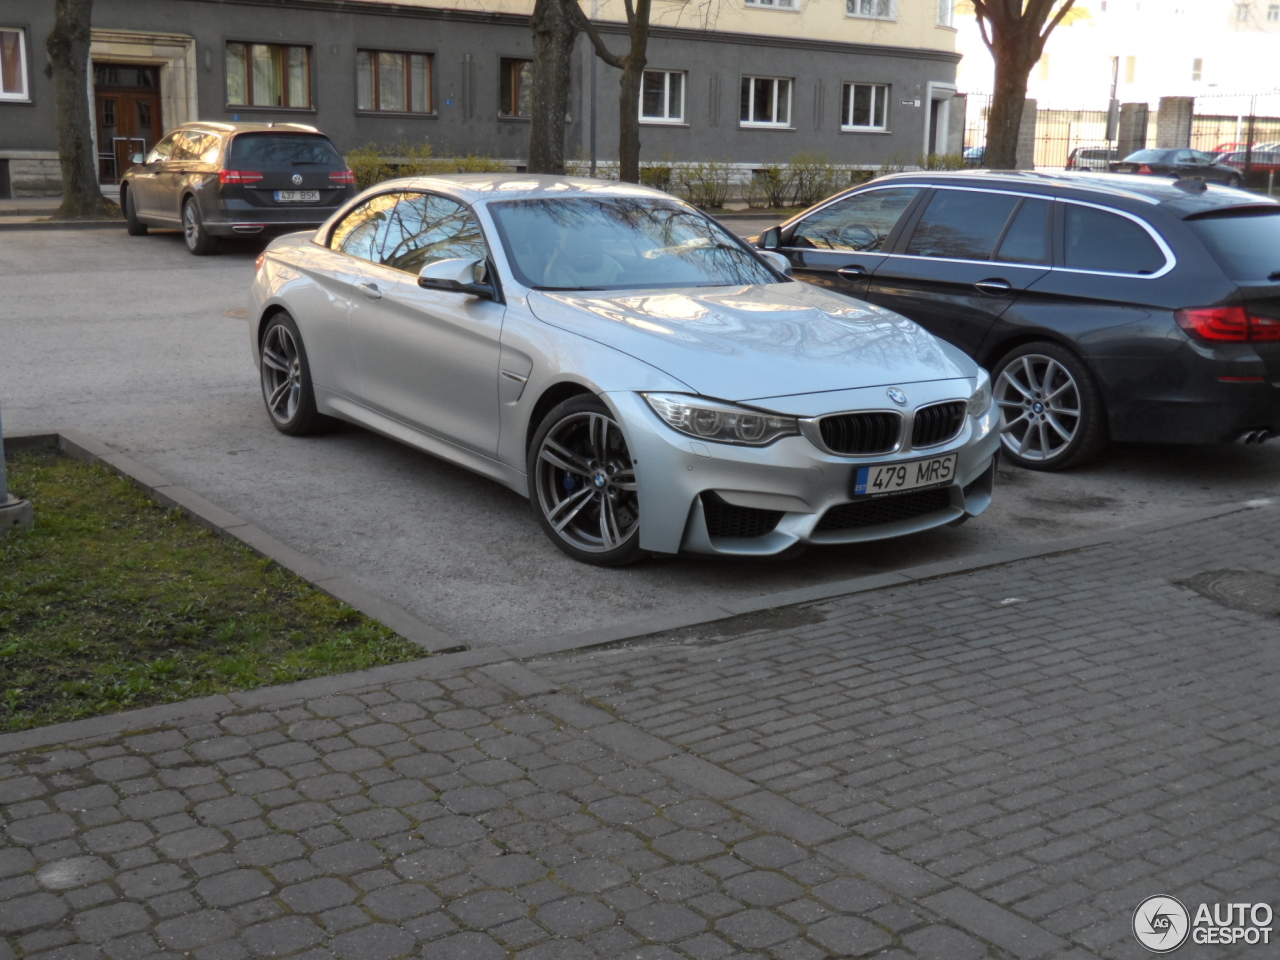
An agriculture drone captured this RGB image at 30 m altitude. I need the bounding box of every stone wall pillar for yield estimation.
[947,94,967,155]
[1117,103,1149,158]
[1016,99,1037,170]
[1155,96,1194,148]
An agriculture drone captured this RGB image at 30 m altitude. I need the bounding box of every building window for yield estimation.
[226,42,311,108]
[357,51,432,113]
[500,58,532,118]
[847,0,896,20]
[1268,4,1279,19]
[745,0,799,9]
[841,83,888,131]
[1236,3,1250,19]
[1191,57,1203,80]
[1123,55,1136,83]
[641,70,685,123]
[0,28,29,101]
[937,0,954,26]
[740,76,791,127]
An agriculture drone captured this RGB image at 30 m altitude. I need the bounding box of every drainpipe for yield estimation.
[0,401,35,535]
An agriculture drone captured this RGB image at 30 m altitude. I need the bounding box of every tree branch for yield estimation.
[569,0,626,68]
[1039,0,1078,41]
[971,0,995,53]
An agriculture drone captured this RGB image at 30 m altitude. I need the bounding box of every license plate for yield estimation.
[274,190,319,202]
[854,454,957,497]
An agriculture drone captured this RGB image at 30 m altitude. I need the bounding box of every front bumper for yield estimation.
[608,383,1001,557]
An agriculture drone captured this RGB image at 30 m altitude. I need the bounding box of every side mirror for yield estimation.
[418,257,495,299]
[130,153,146,165]
[758,250,792,277]
[760,226,781,250]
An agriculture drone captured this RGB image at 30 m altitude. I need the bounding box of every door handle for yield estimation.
[356,282,382,301]
[974,279,1012,294]
[836,265,868,280]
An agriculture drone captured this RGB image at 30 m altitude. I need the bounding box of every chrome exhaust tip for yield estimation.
[1238,429,1274,444]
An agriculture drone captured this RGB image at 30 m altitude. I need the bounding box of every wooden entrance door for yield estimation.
[94,63,162,184]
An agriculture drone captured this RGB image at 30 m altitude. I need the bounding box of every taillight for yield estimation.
[1176,306,1280,342]
[1066,156,1076,169]
[1136,164,1154,174]
[329,170,356,184]
[219,170,263,185]
[255,252,267,274]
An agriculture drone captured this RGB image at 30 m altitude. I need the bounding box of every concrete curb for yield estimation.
[3,429,461,659]
[0,220,125,232]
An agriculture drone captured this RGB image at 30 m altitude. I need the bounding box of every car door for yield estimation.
[130,131,178,219]
[772,186,923,298]
[348,191,505,456]
[867,188,1052,357]
[286,193,400,402]
[152,131,200,223]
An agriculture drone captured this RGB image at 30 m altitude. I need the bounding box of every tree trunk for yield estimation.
[528,0,578,175]
[616,56,645,183]
[47,0,116,219]
[983,42,1036,170]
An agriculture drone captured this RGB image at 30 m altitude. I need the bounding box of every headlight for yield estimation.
[967,370,992,417]
[643,393,799,446]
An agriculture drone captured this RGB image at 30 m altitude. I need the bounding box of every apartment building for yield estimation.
[1,0,963,196]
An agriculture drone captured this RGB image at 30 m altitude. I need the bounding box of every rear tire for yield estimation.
[124,188,147,236]
[259,312,337,436]
[992,342,1107,471]
[183,197,218,256]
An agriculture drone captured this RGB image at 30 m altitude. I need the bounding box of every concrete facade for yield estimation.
[0,0,960,195]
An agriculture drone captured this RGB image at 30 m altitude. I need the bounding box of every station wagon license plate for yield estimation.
[274,190,320,203]
[854,454,957,497]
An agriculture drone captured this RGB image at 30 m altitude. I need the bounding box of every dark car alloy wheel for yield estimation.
[993,343,1106,470]
[530,396,642,566]
[259,312,334,436]
[183,197,218,255]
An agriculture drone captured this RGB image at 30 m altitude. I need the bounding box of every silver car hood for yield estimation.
[527,282,976,404]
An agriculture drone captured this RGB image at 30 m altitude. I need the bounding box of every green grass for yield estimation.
[0,449,425,732]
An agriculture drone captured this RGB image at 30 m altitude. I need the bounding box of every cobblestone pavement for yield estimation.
[2,505,1278,960]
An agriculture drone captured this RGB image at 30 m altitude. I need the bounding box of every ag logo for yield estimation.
[1134,895,1190,953]
[886,387,908,406]
[291,173,303,185]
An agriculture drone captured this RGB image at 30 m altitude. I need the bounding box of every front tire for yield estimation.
[124,188,147,236]
[992,342,1107,471]
[183,198,218,255]
[259,312,337,436]
[528,395,643,566]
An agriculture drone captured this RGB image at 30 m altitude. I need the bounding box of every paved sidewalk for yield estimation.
[2,504,1278,960]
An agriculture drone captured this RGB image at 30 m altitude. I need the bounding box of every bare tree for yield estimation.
[569,0,653,184]
[46,0,117,218]
[528,0,580,174]
[972,0,1077,169]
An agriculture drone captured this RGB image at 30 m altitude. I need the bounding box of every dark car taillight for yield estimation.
[1176,306,1280,342]
[329,170,356,185]
[1066,155,1076,169]
[219,170,263,185]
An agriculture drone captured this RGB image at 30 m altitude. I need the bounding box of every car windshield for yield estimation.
[228,134,343,169]
[1186,208,1280,281]
[487,196,778,291]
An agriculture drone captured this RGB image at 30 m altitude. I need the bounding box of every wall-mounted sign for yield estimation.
[900,99,922,107]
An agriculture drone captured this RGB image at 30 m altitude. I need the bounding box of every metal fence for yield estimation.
[961,90,1280,184]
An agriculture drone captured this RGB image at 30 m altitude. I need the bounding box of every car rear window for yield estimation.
[1186,208,1280,281]
[1123,150,1167,163]
[1063,204,1166,275]
[228,134,343,169]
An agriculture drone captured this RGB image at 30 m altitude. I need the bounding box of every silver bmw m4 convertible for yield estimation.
[249,175,1000,565]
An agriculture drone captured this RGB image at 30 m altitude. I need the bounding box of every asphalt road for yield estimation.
[2,226,1278,648]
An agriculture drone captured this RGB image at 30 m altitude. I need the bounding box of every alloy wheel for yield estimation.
[534,411,639,554]
[261,324,303,425]
[995,353,1082,462]
[183,202,200,251]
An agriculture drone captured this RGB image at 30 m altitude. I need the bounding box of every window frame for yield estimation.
[1236,3,1251,20]
[0,27,30,102]
[499,57,533,120]
[225,41,313,110]
[1268,3,1279,20]
[639,69,686,124]
[740,75,793,128]
[936,0,954,26]
[356,49,434,115]
[744,0,800,11]
[841,82,890,132]
[1054,197,1175,279]
[846,0,897,22]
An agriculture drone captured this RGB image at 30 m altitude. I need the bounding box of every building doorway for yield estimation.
[94,63,162,184]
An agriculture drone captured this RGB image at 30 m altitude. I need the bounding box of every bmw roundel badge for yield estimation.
[887,387,908,406]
